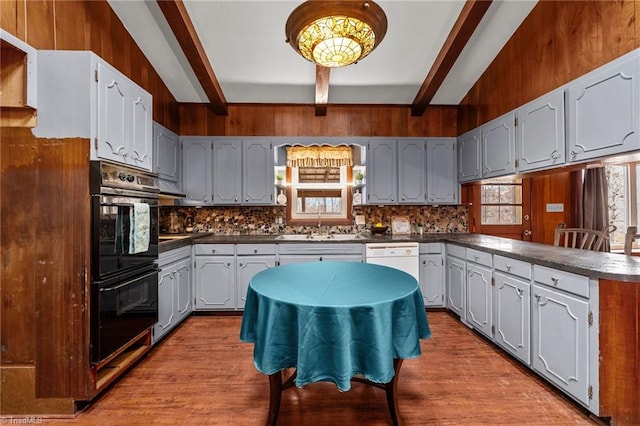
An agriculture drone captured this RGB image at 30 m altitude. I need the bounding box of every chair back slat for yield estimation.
[553,223,616,252]
[624,226,639,255]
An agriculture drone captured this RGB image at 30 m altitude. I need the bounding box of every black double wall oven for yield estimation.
[90,161,159,365]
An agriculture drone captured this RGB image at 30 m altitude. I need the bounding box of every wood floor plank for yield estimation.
[45,312,598,425]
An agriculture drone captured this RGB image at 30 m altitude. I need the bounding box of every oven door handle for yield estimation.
[100,201,159,208]
[99,269,158,293]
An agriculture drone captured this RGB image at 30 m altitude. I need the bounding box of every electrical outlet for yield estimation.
[355,215,365,225]
[546,203,564,212]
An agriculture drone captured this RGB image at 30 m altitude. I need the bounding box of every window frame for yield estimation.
[285,166,354,226]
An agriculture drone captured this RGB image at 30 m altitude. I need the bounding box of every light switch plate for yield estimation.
[546,203,564,212]
[355,215,365,225]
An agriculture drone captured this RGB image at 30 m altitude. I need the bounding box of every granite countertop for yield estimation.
[159,232,640,282]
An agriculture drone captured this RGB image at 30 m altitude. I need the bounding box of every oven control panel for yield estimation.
[91,161,159,194]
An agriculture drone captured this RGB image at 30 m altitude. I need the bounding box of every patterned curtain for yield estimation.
[286,145,353,168]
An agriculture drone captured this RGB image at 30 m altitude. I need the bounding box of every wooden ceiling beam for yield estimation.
[315,65,330,116]
[411,0,492,116]
[156,0,228,116]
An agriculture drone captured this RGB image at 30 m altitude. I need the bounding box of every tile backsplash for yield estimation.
[160,205,468,235]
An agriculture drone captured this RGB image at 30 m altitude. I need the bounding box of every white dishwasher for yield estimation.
[365,242,420,282]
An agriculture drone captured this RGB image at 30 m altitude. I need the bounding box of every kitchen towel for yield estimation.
[129,203,150,254]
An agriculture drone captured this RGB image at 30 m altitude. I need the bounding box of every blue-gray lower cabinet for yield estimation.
[153,246,192,344]
[236,244,278,309]
[493,271,531,365]
[531,265,592,406]
[419,243,445,307]
[445,247,466,320]
[194,244,236,310]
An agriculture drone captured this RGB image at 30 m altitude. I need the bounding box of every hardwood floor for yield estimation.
[45,312,598,425]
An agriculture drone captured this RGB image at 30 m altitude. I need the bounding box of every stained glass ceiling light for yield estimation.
[285,1,387,68]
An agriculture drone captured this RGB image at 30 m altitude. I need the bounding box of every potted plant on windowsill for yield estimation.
[355,172,364,185]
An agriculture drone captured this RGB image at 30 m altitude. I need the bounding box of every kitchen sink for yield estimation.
[275,234,365,241]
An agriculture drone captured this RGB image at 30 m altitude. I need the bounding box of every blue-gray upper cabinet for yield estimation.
[567,49,640,162]
[516,89,565,172]
[243,139,274,205]
[182,137,213,205]
[212,138,242,205]
[482,112,516,179]
[368,138,398,204]
[398,139,427,204]
[36,51,153,171]
[153,122,180,183]
[457,128,481,182]
[426,138,458,204]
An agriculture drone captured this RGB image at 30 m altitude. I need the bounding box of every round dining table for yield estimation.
[240,261,431,425]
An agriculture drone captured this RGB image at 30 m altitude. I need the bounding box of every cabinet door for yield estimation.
[278,255,318,265]
[420,254,444,306]
[567,51,640,162]
[532,283,590,405]
[368,139,398,204]
[236,256,276,309]
[426,138,458,204]
[397,139,426,204]
[154,122,180,182]
[243,139,273,205]
[175,258,192,322]
[213,139,242,204]
[457,128,481,182]
[97,62,128,164]
[129,86,153,171]
[467,263,493,338]
[194,256,235,310]
[446,256,466,319]
[153,266,176,343]
[482,112,516,178]
[517,90,565,172]
[182,138,213,205]
[494,271,530,365]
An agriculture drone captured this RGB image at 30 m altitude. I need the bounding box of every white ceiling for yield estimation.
[108,0,537,106]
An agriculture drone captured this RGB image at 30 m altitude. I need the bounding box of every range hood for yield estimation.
[158,179,186,199]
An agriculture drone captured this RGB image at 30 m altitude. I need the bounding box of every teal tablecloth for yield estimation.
[240,261,431,391]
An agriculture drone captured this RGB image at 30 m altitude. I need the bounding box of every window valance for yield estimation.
[286,145,353,168]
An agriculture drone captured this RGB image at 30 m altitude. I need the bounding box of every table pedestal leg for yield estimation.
[385,359,403,426]
[267,371,282,426]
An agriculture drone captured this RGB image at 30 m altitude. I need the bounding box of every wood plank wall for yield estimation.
[458,0,638,132]
[0,0,180,133]
[179,103,459,137]
[458,0,640,244]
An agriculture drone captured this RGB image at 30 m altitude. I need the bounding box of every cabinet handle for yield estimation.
[401,196,405,201]
[550,150,560,160]
[430,196,434,201]
[516,288,523,296]
[254,249,258,254]
[211,248,216,253]
[391,196,394,201]
[239,262,243,267]
[245,197,249,202]
[319,256,323,261]
[234,197,238,202]
[506,265,512,271]
[551,276,559,285]
[423,260,426,265]
[226,262,231,267]
[570,150,578,158]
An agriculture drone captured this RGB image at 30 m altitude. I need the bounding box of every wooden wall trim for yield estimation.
[598,279,640,424]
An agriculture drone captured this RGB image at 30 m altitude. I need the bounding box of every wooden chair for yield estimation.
[624,226,640,255]
[553,223,616,251]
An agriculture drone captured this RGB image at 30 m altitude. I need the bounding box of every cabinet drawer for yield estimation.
[159,246,192,266]
[420,243,442,254]
[494,255,531,280]
[446,244,466,259]
[278,243,363,255]
[533,265,589,298]
[194,244,235,256]
[466,248,492,267]
[236,244,277,256]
